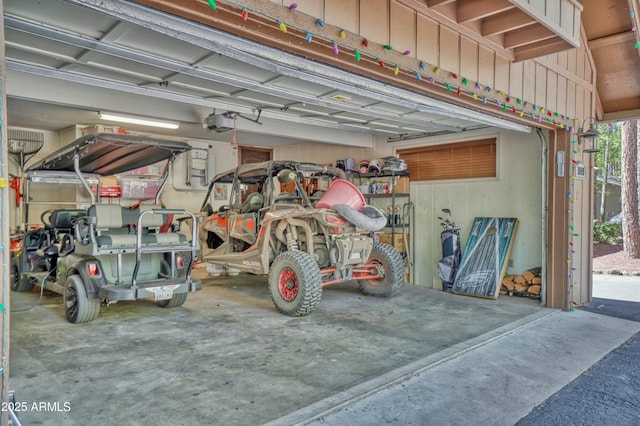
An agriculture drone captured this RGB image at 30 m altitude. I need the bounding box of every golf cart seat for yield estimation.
[87,204,187,251]
[134,204,187,245]
[20,226,58,272]
[86,204,137,249]
[49,209,86,237]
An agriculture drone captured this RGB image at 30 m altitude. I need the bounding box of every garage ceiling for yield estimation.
[3,0,531,148]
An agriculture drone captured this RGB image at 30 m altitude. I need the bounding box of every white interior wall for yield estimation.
[274,142,383,164]
[389,128,543,288]
[165,141,237,212]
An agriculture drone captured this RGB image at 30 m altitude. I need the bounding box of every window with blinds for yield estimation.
[397,138,496,181]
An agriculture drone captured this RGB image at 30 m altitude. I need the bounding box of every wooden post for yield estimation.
[546,130,571,310]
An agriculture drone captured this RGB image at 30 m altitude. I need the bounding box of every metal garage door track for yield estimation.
[10,269,546,425]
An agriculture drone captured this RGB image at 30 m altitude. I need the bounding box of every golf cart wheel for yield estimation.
[178,251,192,278]
[156,292,188,308]
[10,257,34,292]
[64,275,100,323]
[269,250,322,317]
[358,242,405,297]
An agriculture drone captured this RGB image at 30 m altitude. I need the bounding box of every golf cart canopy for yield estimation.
[26,133,192,175]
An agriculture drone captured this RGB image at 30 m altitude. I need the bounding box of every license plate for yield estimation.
[153,286,174,300]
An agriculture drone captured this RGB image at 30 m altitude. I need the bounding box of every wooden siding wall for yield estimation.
[268,0,595,127]
[512,0,582,43]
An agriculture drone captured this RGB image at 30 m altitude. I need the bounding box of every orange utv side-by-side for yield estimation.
[199,161,405,316]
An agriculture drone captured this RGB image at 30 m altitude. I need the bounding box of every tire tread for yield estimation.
[268,250,322,316]
[157,292,188,308]
[358,242,405,297]
[65,275,100,323]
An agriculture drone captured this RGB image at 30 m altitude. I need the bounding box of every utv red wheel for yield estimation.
[278,268,299,301]
[269,250,322,316]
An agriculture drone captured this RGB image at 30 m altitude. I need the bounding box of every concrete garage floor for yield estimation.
[9,268,545,425]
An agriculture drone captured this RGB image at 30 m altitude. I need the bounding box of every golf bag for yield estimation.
[437,210,461,291]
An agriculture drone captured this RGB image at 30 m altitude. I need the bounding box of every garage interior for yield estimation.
[3,0,639,424]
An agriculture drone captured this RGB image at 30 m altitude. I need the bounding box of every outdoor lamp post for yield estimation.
[577,118,601,153]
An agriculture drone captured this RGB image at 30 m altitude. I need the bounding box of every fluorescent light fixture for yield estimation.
[98,112,179,129]
[330,94,351,102]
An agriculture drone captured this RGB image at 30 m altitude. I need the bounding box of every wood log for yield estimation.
[502,277,515,291]
[528,284,542,295]
[523,270,535,283]
[513,275,527,285]
[532,277,542,284]
[514,283,528,292]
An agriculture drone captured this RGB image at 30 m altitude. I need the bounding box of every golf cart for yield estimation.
[199,160,405,316]
[9,133,202,323]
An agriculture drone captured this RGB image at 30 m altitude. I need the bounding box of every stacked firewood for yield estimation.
[500,267,542,298]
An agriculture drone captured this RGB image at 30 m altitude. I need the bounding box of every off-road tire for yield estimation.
[156,292,188,308]
[358,242,405,297]
[269,250,322,316]
[64,275,100,323]
[10,257,34,292]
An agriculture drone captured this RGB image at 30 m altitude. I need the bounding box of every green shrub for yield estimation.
[593,221,622,244]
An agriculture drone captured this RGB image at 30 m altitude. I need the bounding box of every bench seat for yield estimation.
[88,204,187,251]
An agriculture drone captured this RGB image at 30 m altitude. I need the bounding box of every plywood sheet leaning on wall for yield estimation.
[452,217,519,299]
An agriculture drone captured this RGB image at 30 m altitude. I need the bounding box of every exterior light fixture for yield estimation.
[98,112,180,129]
[577,117,600,153]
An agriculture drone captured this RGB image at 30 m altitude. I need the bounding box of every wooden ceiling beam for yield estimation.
[481,8,536,36]
[603,108,640,122]
[504,24,556,49]
[588,31,635,50]
[514,38,572,62]
[426,0,456,6]
[457,0,515,24]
